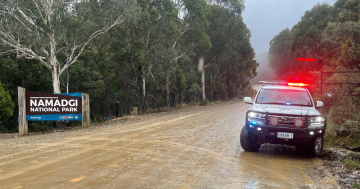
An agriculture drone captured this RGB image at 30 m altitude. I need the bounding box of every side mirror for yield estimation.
[243,97,253,104]
[316,101,324,108]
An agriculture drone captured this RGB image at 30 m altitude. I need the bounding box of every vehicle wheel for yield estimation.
[306,136,324,157]
[240,126,261,152]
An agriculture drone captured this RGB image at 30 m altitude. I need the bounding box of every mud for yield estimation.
[0,102,339,188]
[316,148,360,188]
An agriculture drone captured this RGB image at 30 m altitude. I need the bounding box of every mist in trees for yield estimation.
[0,0,258,132]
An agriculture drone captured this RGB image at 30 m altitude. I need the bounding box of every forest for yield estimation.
[0,0,258,133]
[268,0,360,146]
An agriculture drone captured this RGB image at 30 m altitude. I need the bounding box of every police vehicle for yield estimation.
[240,81,326,157]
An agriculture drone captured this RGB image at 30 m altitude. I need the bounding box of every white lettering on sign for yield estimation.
[38,100,44,106]
[45,99,53,106]
[54,100,61,106]
[31,99,79,107]
[61,99,68,106]
[61,107,78,112]
[69,100,76,106]
[30,100,37,106]
[30,107,60,112]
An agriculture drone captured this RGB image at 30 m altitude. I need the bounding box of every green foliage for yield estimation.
[176,65,187,104]
[205,5,258,100]
[269,3,336,80]
[268,28,292,77]
[343,157,360,170]
[0,0,254,132]
[212,74,228,100]
[354,182,360,189]
[201,98,210,106]
[183,0,212,54]
[338,0,360,23]
[187,83,202,103]
[0,80,15,126]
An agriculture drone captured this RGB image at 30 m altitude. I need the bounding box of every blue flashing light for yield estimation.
[286,102,290,105]
[251,121,257,125]
[261,97,265,100]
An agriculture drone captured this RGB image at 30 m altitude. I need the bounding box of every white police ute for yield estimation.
[240,81,326,157]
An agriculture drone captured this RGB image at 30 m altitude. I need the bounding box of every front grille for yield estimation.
[267,115,310,127]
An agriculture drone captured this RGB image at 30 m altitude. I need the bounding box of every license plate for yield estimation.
[277,132,294,139]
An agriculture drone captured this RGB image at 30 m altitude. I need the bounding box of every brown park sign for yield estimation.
[25,91,82,121]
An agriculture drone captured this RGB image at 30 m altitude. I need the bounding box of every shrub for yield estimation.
[0,81,15,130]
[201,98,210,106]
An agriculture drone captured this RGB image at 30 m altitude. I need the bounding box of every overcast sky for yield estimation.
[243,0,338,55]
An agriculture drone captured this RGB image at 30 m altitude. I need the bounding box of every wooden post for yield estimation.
[82,93,90,127]
[130,107,138,115]
[18,87,28,135]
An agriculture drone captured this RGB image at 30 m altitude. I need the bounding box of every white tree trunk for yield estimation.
[51,64,61,93]
[201,68,205,101]
[49,30,61,93]
[143,77,145,98]
[0,0,129,95]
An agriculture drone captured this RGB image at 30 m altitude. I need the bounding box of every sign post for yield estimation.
[18,87,28,135]
[18,88,91,135]
[82,93,90,127]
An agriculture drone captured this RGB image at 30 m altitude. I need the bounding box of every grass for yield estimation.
[353,182,360,188]
[324,119,360,148]
[343,158,360,169]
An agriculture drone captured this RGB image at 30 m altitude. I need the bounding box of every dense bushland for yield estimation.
[0,0,257,132]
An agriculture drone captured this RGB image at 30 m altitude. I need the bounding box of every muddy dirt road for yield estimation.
[0,102,339,189]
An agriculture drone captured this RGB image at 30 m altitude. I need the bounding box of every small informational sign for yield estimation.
[26,91,82,121]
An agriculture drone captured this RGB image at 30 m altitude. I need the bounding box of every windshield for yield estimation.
[255,89,313,107]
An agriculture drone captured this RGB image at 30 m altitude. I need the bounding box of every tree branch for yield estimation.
[60,15,126,75]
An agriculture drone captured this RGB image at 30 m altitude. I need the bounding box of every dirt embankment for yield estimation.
[307,148,360,188]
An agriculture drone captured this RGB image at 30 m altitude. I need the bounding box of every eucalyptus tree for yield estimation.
[205,5,257,99]
[206,0,244,16]
[268,28,292,78]
[0,0,136,93]
[114,0,182,110]
[288,3,335,68]
[337,0,360,23]
[268,3,336,78]
[322,22,360,69]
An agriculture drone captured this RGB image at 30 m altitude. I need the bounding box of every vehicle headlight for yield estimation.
[248,112,265,118]
[310,116,325,125]
[248,112,265,120]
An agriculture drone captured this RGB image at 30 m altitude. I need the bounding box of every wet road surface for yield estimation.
[0,102,339,188]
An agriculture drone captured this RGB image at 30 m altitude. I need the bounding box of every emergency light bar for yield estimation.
[259,81,309,87]
[288,83,308,87]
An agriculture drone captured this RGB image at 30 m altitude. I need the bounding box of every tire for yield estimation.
[306,136,324,157]
[240,126,261,152]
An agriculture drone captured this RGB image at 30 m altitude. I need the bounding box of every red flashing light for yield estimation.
[297,58,317,61]
[288,83,308,87]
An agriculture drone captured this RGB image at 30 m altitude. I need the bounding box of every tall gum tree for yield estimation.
[0,0,136,93]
